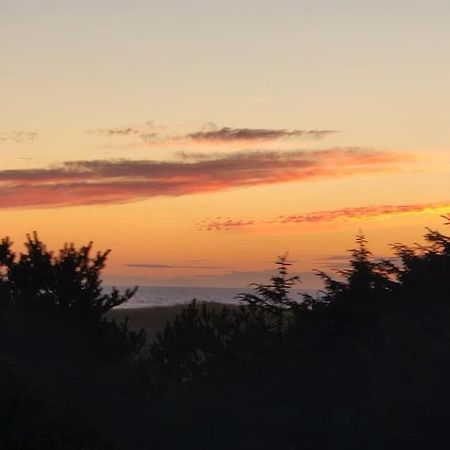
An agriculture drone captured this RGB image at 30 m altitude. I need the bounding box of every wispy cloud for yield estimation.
[196,201,450,231]
[125,263,224,269]
[179,125,337,144]
[306,254,401,271]
[0,148,410,209]
[184,269,323,289]
[196,219,257,231]
[89,127,140,136]
[89,122,337,147]
[140,125,337,146]
[88,121,162,137]
[277,203,449,223]
[0,131,37,143]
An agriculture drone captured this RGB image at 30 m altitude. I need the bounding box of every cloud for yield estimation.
[139,132,159,141]
[185,269,323,289]
[196,219,257,231]
[306,254,401,271]
[0,131,37,142]
[125,263,224,269]
[196,201,450,231]
[108,269,323,289]
[89,127,140,136]
[278,203,450,223]
[90,122,336,146]
[0,148,410,209]
[88,121,163,139]
[141,125,337,146]
[181,125,337,144]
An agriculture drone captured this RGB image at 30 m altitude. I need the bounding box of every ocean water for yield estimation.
[109,285,319,309]
[111,286,250,309]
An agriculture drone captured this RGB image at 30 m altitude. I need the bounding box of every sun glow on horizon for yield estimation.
[1,1,450,288]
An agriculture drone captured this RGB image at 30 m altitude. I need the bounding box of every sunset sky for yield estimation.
[1,1,450,288]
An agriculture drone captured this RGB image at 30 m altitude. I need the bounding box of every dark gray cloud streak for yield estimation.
[183,127,337,143]
[140,127,337,145]
[91,123,337,145]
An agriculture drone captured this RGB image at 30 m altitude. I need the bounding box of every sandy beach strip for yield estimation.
[107,302,235,342]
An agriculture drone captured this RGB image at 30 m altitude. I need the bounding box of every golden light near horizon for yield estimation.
[1,1,450,288]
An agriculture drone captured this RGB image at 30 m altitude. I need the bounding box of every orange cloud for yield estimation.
[0,148,411,209]
[196,201,450,231]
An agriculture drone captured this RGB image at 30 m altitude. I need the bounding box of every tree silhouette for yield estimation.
[0,233,135,314]
[0,233,145,360]
[149,300,235,384]
[315,233,396,304]
[391,217,450,302]
[236,255,300,333]
[149,256,302,385]
[3,222,450,449]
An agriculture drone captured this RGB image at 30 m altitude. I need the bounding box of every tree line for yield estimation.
[1,219,450,449]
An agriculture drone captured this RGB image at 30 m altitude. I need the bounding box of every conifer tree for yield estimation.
[236,255,300,333]
[0,233,145,359]
[315,234,395,304]
[391,216,450,302]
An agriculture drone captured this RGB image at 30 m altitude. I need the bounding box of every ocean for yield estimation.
[109,285,319,309]
[111,286,250,309]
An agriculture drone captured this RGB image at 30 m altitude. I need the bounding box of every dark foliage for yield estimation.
[149,300,235,385]
[146,219,450,450]
[392,220,450,302]
[2,221,450,449]
[0,234,146,449]
[0,358,120,450]
[314,233,398,304]
[149,256,302,386]
[0,232,145,361]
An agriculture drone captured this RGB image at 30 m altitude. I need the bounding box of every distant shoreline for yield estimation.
[107,302,234,342]
[105,285,318,310]
[104,285,251,309]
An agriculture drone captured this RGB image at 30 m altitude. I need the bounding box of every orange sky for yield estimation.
[1,2,450,288]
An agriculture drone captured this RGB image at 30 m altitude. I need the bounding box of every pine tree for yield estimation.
[315,234,396,304]
[236,255,300,333]
[0,232,145,359]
